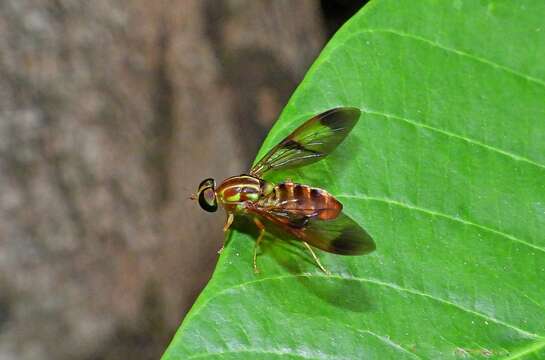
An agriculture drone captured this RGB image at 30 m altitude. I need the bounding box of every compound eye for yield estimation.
[198,178,216,191]
[198,187,217,212]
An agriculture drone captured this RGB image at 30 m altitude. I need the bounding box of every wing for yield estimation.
[294,212,376,255]
[246,203,375,256]
[250,107,360,177]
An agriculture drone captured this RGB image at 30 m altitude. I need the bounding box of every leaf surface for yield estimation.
[164,1,545,358]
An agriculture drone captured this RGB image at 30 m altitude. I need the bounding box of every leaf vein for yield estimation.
[358,329,422,359]
[352,28,545,88]
[363,109,545,170]
[185,349,326,360]
[504,338,545,359]
[182,274,539,344]
[336,194,545,254]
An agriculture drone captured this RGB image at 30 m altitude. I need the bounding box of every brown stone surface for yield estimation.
[0,0,324,358]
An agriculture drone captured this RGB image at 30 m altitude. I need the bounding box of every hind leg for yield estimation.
[303,242,330,274]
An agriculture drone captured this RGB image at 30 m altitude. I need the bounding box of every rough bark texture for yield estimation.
[0,1,324,359]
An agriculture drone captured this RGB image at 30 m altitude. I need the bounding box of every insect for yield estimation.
[192,107,375,273]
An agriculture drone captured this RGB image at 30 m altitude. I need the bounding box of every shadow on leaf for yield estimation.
[232,217,373,314]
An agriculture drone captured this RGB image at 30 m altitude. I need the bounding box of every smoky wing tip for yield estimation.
[318,107,361,128]
[336,107,362,123]
[329,106,361,116]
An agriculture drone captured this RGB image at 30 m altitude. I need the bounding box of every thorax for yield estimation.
[217,175,274,212]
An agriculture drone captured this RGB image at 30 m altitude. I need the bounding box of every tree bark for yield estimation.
[0,1,324,359]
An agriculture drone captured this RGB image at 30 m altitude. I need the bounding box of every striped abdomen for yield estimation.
[264,182,342,220]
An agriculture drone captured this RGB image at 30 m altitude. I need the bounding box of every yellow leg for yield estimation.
[218,213,234,254]
[303,242,330,275]
[253,218,266,274]
[223,213,234,232]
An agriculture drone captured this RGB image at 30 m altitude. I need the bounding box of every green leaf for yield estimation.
[164,1,545,359]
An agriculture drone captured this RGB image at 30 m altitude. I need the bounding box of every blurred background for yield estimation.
[0,1,365,359]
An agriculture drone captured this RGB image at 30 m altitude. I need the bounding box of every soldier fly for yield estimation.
[191,107,375,273]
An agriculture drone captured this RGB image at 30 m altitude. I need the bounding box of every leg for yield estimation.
[223,213,234,232]
[303,242,330,274]
[218,213,234,254]
[253,217,266,274]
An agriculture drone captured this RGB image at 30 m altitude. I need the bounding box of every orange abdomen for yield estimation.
[275,182,342,220]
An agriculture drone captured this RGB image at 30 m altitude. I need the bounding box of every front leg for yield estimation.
[253,217,266,274]
[218,213,234,254]
[223,213,234,232]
